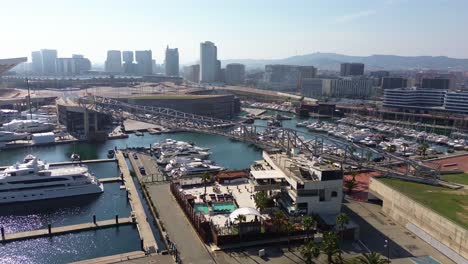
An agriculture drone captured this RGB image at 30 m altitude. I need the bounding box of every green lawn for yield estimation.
[442,173,468,185]
[379,178,468,229]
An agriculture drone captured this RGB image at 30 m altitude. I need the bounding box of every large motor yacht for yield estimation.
[0,155,104,204]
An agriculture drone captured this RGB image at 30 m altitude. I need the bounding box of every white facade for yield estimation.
[200,41,217,83]
[250,151,343,221]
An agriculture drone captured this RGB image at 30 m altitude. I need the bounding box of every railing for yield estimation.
[87,95,441,180]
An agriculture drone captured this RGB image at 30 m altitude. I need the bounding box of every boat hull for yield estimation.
[0,182,104,204]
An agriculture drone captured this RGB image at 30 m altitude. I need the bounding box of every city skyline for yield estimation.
[2,0,468,63]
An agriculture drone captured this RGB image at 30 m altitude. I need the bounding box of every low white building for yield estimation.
[250,151,343,223]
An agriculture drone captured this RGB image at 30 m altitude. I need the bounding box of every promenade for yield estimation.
[115,151,158,254]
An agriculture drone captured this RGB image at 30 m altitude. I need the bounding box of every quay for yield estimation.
[115,151,158,254]
[242,107,266,116]
[0,158,116,170]
[1,217,133,243]
[99,177,122,183]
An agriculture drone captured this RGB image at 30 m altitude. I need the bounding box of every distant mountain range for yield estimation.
[222,53,468,71]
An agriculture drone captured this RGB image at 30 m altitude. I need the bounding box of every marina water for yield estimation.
[0,132,262,263]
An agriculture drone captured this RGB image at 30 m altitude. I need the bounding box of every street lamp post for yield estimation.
[384,239,390,262]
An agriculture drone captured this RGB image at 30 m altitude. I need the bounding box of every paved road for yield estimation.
[147,183,216,264]
[344,198,455,264]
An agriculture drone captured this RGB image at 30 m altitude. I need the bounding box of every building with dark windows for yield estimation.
[301,78,324,98]
[444,92,468,115]
[225,63,245,85]
[165,46,179,77]
[301,77,372,99]
[421,78,450,90]
[125,94,239,119]
[105,50,122,73]
[383,88,447,112]
[340,62,364,76]
[135,50,153,75]
[263,65,317,91]
[382,77,408,89]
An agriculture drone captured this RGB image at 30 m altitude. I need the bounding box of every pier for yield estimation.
[115,151,158,254]
[1,217,133,243]
[99,177,122,183]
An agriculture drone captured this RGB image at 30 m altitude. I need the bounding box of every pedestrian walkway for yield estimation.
[147,183,216,264]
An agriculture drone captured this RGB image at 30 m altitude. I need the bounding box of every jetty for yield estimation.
[1,217,132,243]
[115,151,158,254]
[99,177,122,184]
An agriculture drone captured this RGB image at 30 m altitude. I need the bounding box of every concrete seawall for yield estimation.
[369,177,468,264]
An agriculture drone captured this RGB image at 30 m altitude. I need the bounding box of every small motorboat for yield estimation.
[71,153,81,161]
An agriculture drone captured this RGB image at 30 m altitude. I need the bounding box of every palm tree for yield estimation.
[336,213,350,258]
[344,177,358,194]
[386,145,397,153]
[273,210,286,232]
[300,241,321,264]
[254,191,268,213]
[321,231,340,264]
[418,143,429,157]
[285,221,295,250]
[356,252,389,264]
[235,214,246,238]
[302,216,316,242]
[202,172,211,196]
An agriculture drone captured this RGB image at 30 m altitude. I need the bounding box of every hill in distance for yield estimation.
[222,52,468,71]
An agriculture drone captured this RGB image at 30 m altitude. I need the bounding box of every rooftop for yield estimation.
[379,177,468,229]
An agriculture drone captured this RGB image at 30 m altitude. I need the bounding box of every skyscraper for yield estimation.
[122,51,134,63]
[40,49,57,74]
[105,50,122,73]
[135,50,153,75]
[122,51,135,74]
[165,46,179,77]
[340,63,364,76]
[31,51,43,73]
[225,63,245,85]
[200,41,218,83]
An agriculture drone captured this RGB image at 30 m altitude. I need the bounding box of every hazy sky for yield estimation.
[2,0,467,64]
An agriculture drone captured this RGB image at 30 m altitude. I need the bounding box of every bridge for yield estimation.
[87,95,441,181]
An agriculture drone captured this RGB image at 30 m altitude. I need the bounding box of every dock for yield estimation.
[242,107,266,116]
[115,151,158,254]
[100,177,122,183]
[1,217,133,243]
[0,158,116,170]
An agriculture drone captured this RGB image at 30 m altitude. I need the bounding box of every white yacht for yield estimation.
[0,155,103,204]
[0,131,29,142]
[172,162,224,177]
[157,150,211,165]
[2,119,55,133]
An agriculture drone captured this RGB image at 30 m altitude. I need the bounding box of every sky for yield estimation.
[1,0,467,64]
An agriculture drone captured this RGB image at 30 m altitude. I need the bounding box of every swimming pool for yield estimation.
[212,202,236,212]
[194,204,209,214]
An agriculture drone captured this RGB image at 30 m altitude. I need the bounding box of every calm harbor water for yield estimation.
[0,132,263,263]
[0,110,449,263]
